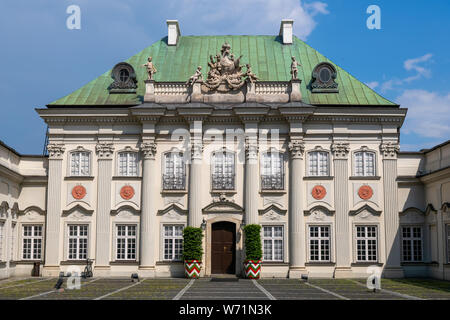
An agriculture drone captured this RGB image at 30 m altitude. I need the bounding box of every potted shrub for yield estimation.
[182,226,204,278]
[243,224,262,279]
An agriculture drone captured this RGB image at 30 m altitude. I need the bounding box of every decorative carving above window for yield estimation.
[311,62,338,93]
[109,62,137,93]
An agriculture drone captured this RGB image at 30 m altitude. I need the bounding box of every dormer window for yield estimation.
[109,62,137,93]
[311,62,338,93]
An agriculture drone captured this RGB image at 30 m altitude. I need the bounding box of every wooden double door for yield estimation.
[211,221,236,274]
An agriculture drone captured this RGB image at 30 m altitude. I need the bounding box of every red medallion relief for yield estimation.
[311,185,326,200]
[120,185,135,200]
[358,185,373,200]
[72,185,86,200]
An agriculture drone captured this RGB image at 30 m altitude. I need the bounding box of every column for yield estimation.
[188,120,203,227]
[244,123,259,225]
[381,142,404,278]
[331,142,352,277]
[95,142,114,271]
[139,141,157,273]
[43,143,65,275]
[288,138,306,277]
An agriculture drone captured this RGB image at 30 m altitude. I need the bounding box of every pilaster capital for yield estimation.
[140,142,157,160]
[288,139,305,159]
[245,137,259,161]
[190,142,204,160]
[331,142,350,159]
[380,142,400,159]
[47,143,65,160]
[95,142,115,159]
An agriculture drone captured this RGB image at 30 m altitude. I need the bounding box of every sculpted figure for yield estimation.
[142,56,157,80]
[186,66,203,86]
[245,64,258,83]
[290,56,302,80]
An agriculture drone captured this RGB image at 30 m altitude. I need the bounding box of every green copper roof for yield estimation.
[48,35,396,106]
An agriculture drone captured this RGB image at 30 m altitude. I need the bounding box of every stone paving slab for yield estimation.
[181,279,269,300]
[106,279,191,300]
[354,278,450,300]
[308,279,405,300]
[0,278,56,299]
[257,279,340,300]
[0,278,42,289]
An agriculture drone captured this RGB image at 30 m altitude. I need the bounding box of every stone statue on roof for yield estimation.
[290,56,301,80]
[142,56,157,80]
[186,66,203,86]
[245,64,258,84]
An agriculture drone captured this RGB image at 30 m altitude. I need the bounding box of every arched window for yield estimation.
[163,152,186,190]
[354,151,376,176]
[261,151,284,190]
[308,151,329,176]
[118,151,138,176]
[70,151,90,176]
[211,150,235,190]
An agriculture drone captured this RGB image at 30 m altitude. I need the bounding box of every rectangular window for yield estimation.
[212,152,235,190]
[163,152,186,190]
[402,226,423,262]
[22,225,43,260]
[70,152,90,176]
[354,151,375,176]
[447,225,450,263]
[263,226,283,261]
[68,225,88,260]
[308,151,329,176]
[10,222,16,261]
[355,226,377,262]
[309,226,331,262]
[116,225,137,260]
[261,152,284,190]
[0,222,3,260]
[163,225,183,261]
[118,152,138,176]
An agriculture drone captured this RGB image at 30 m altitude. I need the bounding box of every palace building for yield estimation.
[0,20,449,279]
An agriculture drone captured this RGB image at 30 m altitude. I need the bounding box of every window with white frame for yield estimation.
[116,225,137,260]
[118,152,138,176]
[308,151,329,176]
[355,225,377,262]
[22,225,43,260]
[163,152,186,190]
[10,222,16,261]
[401,226,423,262]
[0,222,4,260]
[68,225,88,260]
[70,151,90,176]
[212,151,235,190]
[354,151,375,176]
[261,151,284,190]
[163,225,183,261]
[263,226,283,261]
[447,225,450,263]
[309,225,331,262]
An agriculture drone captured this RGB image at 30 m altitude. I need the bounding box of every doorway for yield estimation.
[211,221,236,274]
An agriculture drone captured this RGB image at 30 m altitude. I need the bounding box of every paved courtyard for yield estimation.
[0,277,449,300]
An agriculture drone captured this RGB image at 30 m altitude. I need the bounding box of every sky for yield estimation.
[0,0,449,154]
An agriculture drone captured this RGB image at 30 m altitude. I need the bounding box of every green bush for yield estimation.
[243,224,262,261]
[182,226,204,261]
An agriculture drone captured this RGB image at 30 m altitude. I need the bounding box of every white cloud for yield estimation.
[379,53,433,93]
[168,0,329,40]
[365,81,379,89]
[397,89,450,139]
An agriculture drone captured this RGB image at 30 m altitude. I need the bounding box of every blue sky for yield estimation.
[0,0,449,154]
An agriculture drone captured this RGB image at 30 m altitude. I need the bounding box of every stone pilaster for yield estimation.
[245,136,259,225]
[288,138,306,277]
[139,141,157,274]
[380,142,404,278]
[188,120,203,227]
[95,142,114,272]
[43,143,65,275]
[331,142,352,277]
